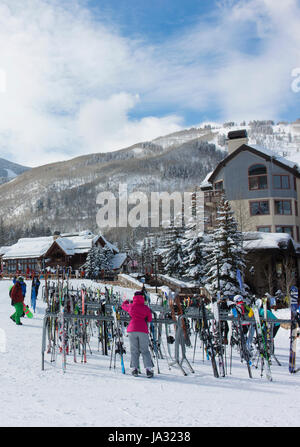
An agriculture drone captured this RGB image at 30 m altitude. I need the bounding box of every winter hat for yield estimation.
[233,295,243,302]
[134,291,144,296]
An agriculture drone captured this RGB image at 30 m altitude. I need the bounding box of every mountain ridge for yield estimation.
[0,119,299,246]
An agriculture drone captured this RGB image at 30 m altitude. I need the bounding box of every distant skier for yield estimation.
[10,277,25,325]
[13,275,27,299]
[31,274,40,313]
[121,291,154,378]
[13,276,27,317]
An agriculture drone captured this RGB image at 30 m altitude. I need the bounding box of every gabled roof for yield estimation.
[2,231,118,260]
[111,253,127,270]
[3,236,54,260]
[0,246,12,257]
[201,143,300,188]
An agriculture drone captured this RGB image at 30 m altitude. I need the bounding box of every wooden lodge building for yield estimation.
[0,230,126,275]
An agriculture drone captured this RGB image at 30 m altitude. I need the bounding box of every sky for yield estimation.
[0,0,299,167]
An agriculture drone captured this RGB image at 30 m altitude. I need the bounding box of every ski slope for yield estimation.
[0,279,300,428]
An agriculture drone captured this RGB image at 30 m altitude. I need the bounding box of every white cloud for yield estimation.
[0,0,183,166]
[77,93,183,153]
[0,0,298,166]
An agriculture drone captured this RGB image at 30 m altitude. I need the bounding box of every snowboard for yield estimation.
[289,286,299,373]
[23,303,33,319]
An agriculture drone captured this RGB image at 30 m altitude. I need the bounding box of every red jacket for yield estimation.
[121,293,152,334]
[11,282,24,304]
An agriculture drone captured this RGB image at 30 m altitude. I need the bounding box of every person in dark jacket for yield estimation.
[10,278,25,325]
[31,274,40,312]
[13,275,27,298]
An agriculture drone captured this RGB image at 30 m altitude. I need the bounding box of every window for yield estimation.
[257,226,271,233]
[250,200,270,216]
[214,180,223,191]
[273,174,290,189]
[276,226,293,238]
[274,200,292,215]
[248,164,268,190]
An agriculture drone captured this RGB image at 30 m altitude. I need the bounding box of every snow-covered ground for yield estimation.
[0,279,300,427]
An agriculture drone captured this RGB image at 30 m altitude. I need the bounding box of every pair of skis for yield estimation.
[111,305,126,374]
[289,286,299,374]
[252,305,272,381]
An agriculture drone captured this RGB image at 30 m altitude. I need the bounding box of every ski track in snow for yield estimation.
[0,279,300,427]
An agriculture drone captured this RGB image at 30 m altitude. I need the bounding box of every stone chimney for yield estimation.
[227,130,248,154]
[53,231,61,240]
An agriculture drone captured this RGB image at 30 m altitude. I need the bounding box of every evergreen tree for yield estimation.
[204,198,246,297]
[182,226,206,284]
[161,221,185,278]
[84,246,98,278]
[98,246,114,274]
[182,193,206,283]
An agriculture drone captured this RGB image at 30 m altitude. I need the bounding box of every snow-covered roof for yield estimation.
[2,231,118,260]
[95,234,119,254]
[243,232,295,251]
[3,236,54,260]
[111,253,127,270]
[55,237,76,256]
[200,171,213,189]
[250,144,300,172]
[0,246,11,256]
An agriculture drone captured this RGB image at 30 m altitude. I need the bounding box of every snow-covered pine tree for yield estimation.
[98,246,114,274]
[84,246,98,278]
[204,198,246,297]
[182,192,206,284]
[182,225,206,284]
[161,220,185,278]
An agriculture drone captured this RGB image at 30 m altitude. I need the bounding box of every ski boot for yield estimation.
[146,368,154,378]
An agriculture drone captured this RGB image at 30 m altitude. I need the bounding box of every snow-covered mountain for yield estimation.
[156,119,300,162]
[0,158,30,185]
[0,118,299,243]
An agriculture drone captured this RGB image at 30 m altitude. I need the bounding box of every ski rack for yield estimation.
[41,292,292,378]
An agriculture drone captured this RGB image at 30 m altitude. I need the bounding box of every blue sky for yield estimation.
[0,0,299,166]
[87,0,215,42]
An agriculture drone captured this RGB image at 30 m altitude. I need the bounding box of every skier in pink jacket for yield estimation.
[122,291,154,377]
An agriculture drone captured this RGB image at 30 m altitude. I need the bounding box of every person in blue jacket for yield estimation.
[256,298,280,338]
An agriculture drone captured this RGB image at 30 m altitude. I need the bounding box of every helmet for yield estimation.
[17,276,24,282]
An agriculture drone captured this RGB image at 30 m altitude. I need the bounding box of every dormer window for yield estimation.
[214,180,223,191]
[248,164,268,190]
